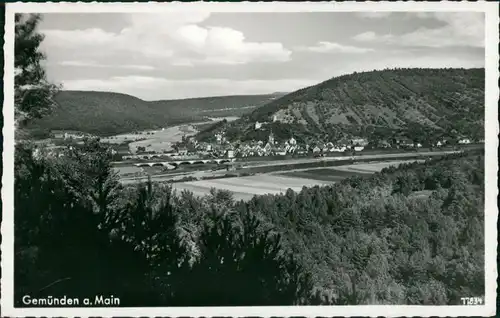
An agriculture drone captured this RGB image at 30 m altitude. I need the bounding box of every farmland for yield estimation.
[172,174,333,201]
[171,160,422,201]
[102,121,208,153]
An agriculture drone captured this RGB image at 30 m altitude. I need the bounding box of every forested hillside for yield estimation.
[16,140,484,306]
[25,91,285,137]
[204,68,484,144]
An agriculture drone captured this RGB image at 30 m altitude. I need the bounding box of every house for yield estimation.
[395,137,414,148]
[51,130,66,139]
[255,121,262,130]
[178,147,188,156]
[329,146,346,152]
[289,136,297,146]
[263,142,273,155]
[351,138,369,147]
[378,140,391,149]
[287,145,297,154]
[238,145,251,157]
[458,138,471,144]
[353,146,365,152]
[215,133,223,143]
[275,150,287,156]
[226,150,235,158]
[312,146,321,154]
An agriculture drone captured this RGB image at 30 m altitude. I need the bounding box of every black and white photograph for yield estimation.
[2,2,498,316]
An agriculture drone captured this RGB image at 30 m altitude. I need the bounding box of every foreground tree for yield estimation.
[171,210,315,306]
[15,13,59,127]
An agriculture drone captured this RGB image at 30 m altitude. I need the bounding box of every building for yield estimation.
[351,138,369,147]
[264,142,273,155]
[378,140,391,148]
[215,133,223,144]
[353,146,365,152]
[330,146,347,152]
[287,145,297,154]
[395,137,414,148]
[275,148,287,156]
[51,130,66,139]
[178,147,188,156]
[255,121,262,130]
[268,131,275,145]
[226,150,235,158]
[458,138,471,144]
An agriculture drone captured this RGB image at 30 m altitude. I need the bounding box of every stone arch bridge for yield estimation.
[134,158,236,168]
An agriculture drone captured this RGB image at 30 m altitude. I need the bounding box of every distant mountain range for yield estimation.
[197,68,485,145]
[26,91,287,137]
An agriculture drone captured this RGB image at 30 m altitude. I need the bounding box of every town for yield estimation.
[43,119,479,164]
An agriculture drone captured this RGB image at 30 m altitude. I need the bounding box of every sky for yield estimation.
[37,11,485,100]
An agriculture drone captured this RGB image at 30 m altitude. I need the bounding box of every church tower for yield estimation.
[268,130,275,145]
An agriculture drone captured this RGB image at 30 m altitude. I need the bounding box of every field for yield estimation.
[102,118,240,154]
[102,123,201,153]
[276,160,422,181]
[170,160,424,201]
[172,174,333,201]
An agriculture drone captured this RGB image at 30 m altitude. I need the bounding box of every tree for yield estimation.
[15,13,59,127]
[171,208,315,306]
[55,138,121,216]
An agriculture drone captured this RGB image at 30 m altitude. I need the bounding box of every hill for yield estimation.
[25,91,286,137]
[199,68,484,144]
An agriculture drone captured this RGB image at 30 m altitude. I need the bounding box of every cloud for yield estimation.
[41,12,291,66]
[352,12,484,48]
[62,76,319,100]
[172,25,291,64]
[295,41,374,54]
[59,60,155,70]
[356,12,392,19]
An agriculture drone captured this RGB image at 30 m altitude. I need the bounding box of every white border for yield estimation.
[2,2,498,317]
